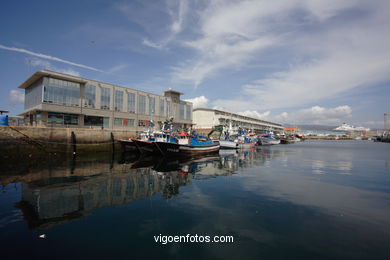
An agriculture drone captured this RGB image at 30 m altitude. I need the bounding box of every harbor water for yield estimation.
[1,140,390,259]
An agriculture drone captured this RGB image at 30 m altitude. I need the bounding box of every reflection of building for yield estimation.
[14,149,284,230]
[17,167,191,230]
[17,70,192,130]
[192,108,283,133]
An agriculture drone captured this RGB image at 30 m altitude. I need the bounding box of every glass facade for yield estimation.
[128,92,136,113]
[186,104,191,120]
[84,116,109,127]
[180,103,185,120]
[84,85,96,108]
[25,79,43,110]
[166,101,171,117]
[43,78,80,106]
[159,99,165,116]
[101,87,111,110]
[138,95,146,114]
[113,118,135,127]
[126,119,135,126]
[148,96,155,115]
[114,90,123,111]
[48,112,78,126]
[114,118,123,126]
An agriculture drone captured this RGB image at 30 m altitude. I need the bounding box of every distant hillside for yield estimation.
[284,124,337,131]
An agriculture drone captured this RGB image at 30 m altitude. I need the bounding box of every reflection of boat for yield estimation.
[10,146,283,231]
[153,154,220,172]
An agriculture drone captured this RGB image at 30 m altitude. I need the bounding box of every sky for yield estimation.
[1,0,389,128]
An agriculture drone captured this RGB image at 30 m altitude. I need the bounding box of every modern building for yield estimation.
[17,70,193,131]
[192,108,284,133]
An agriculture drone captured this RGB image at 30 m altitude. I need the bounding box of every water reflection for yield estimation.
[3,148,283,230]
[310,155,353,175]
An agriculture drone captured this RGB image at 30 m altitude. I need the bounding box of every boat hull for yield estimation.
[260,138,280,145]
[155,141,220,155]
[131,138,158,154]
[118,139,138,152]
[219,140,239,149]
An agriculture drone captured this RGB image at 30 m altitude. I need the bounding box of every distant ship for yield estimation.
[333,123,370,131]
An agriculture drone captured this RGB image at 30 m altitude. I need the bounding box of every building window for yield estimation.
[84,84,96,108]
[126,118,135,127]
[84,116,109,127]
[166,101,171,117]
[186,104,191,120]
[138,120,148,127]
[149,96,155,115]
[114,118,123,126]
[128,92,136,113]
[25,79,43,109]
[180,103,185,120]
[101,87,111,110]
[115,118,135,127]
[159,99,165,116]
[43,78,80,106]
[138,95,146,114]
[115,90,123,111]
[48,112,78,126]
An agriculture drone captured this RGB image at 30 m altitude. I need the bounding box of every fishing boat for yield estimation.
[219,123,239,149]
[130,121,158,153]
[260,132,281,145]
[154,131,220,155]
[236,131,259,148]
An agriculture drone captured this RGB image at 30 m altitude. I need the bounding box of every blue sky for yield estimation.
[1,0,389,128]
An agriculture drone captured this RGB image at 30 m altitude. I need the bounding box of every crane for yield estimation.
[385,113,389,131]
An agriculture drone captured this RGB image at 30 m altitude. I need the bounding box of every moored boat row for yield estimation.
[119,119,304,156]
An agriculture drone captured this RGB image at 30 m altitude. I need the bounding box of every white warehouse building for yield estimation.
[192,108,284,134]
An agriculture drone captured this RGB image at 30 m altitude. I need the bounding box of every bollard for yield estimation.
[71,131,76,155]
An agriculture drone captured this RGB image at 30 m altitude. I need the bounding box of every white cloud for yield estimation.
[9,90,24,104]
[26,58,80,76]
[168,0,188,34]
[0,44,103,72]
[142,39,164,50]
[118,0,188,50]
[185,96,208,108]
[170,0,366,87]
[169,0,390,112]
[108,63,128,73]
[274,105,352,125]
[238,110,271,120]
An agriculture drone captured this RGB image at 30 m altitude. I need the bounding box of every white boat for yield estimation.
[260,132,280,145]
[219,139,239,149]
[334,123,370,131]
[260,137,280,145]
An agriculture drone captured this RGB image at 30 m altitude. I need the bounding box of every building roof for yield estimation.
[284,127,300,131]
[17,70,87,89]
[17,70,191,104]
[193,107,283,127]
[164,89,183,95]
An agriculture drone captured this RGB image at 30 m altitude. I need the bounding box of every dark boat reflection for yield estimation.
[8,148,281,230]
